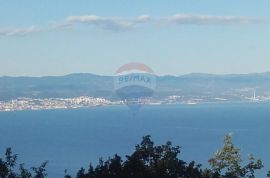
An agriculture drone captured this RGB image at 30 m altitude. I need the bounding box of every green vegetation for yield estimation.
[0,134,267,178]
[0,148,48,178]
[208,134,263,178]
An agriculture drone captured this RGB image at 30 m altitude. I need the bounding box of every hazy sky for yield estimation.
[0,0,270,76]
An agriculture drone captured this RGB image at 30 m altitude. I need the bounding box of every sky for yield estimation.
[0,0,270,76]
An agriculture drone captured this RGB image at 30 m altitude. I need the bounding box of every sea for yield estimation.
[0,103,269,178]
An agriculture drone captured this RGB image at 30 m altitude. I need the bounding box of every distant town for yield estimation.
[0,96,116,112]
[1,93,270,112]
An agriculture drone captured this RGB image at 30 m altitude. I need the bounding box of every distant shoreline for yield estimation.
[1,100,269,113]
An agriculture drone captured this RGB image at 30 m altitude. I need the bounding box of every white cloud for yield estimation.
[0,26,43,37]
[0,14,261,37]
[136,15,152,22]
[66,15,152,31]
[166,14,258,25]
[65,14,260,31]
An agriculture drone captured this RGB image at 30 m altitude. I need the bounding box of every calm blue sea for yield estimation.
[0,103,270,178]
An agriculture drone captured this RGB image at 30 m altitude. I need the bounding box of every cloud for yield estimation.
[166,14,259,25]
[0,26,44,37]
[66,15,152,31]
[0,14,261,37]
[65,14,260,31]
[0,22,72,37]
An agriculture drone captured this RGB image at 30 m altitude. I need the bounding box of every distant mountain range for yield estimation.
[1,72,270,101]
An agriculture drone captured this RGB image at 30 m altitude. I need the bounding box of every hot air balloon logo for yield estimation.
[114,63,156,115]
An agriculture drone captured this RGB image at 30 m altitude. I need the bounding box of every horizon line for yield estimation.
[1,71,270,78]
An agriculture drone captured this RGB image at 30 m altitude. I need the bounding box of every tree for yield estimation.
[64,169,72,178]
[31,161,48,178]
[209,133,263,178]
[19,164,32,178]
[76,135,207,178]
[0,134,265,178]
[0,148,48,178]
